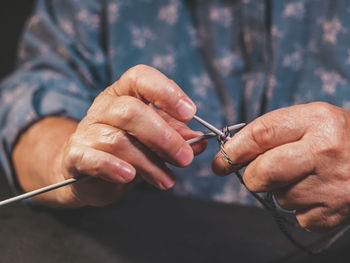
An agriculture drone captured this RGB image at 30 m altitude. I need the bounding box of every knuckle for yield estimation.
[152,81,172,101]
[113,96,143,125]
[309,101,334,119]
[316,213,341,232]
[64,144,84,173]
[99,128,128,149]
[243,172,260,192]
[321,140,343,159]
[123,64,151,90]
[307,103,347,159]
[257,158,276,190]
[131,64,151,73]
[250,118,276,150]
[309,102,341,130]
[64,144,103,176]
[312,131,344,160]
[297,212,340,232]
[110,131,129,149]
[329,133,344,151]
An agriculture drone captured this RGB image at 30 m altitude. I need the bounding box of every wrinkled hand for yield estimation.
[212,102,350,232]
[54,65,206,207]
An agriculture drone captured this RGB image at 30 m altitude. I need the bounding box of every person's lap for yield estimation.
[1,174,349,263]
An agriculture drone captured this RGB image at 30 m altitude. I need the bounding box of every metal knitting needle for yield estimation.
[0,120,245,207]
[193,115,233,140]
[186,122,245,144]
[0,175,91,207]
[193,115,247,171]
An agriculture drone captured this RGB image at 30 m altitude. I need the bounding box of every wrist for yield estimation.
[13,116,81,208]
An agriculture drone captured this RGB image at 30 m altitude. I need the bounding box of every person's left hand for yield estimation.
[212,102,350,232]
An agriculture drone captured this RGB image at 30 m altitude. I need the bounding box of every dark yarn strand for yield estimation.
[217,128,350,255]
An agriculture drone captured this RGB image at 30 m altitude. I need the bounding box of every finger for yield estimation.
[241,140,315,192]
[273,175,323,211]
[108,64,196,122]
[186,131,208,155]
[62,142,138,206]
[64,144,136,183]
[157,109,207,155]
[111,134,177,190]
[75,123,177,190]
[213,105,309,172]
[296,206,342,232]
[88,95,194,167]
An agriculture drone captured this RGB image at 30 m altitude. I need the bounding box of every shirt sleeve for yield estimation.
[0,0,109,193]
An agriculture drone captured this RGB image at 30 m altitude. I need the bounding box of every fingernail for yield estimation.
[194,131,204,136]
[176,97,196,119]
[175,146,193,167]
[161,175,175,190]
[119,164,136,182]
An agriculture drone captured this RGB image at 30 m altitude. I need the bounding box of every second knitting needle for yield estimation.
[0,121,245,207]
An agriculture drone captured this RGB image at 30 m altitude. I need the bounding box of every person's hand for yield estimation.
[51,65,206,207]
[212,102,350,232]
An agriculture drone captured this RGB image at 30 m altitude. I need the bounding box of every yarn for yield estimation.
[217,127,349,255]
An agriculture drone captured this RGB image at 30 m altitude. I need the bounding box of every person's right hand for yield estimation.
[50,65,206,207]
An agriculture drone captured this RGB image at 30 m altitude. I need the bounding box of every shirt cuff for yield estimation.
[0,77,92,194]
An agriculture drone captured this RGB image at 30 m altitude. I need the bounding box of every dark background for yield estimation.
[1,1,350,262]
[0,0,35,80]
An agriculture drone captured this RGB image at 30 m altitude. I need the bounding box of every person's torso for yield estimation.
[100,0,350,204]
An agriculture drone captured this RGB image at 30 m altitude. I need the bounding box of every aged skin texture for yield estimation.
[213,102,350,232]
[13,65,207,208]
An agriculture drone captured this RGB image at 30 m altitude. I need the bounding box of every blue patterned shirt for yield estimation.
[1,0,350,205]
